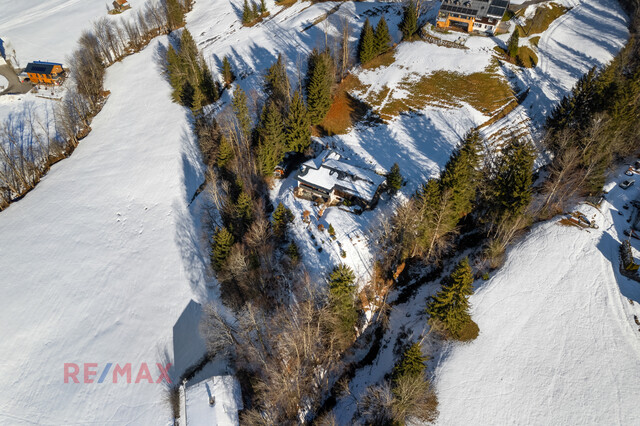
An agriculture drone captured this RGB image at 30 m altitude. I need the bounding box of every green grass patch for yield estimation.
[502,9,514,22]
[362,49,396,70]
[517,2,568,37]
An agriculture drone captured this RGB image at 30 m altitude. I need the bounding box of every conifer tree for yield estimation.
[232,87,252,139]
[328,264,358,346]
[217,135,234,169]
[212,227,234,271]
[166,0,185,30]
[358,18,376,64]
[272,202,294,239]
[180,81,195,108]
[180,29,200,83]
[306,49,334,125]
[257,102,285,174]
[191,86,205,112]
[242,0,252,24]
[507,30,520,58]
[387,163,403,194]
[374,16,392,55]
[252,2,260,20]
[286,241,300,263]
[489,139,534,220]
[426,257,474,338]
[328,223,336,237]
[199,60,219,104]
[264,54,291,112]
[233,191,253,235]
[221,56,235,87]
[400,0,418,41]
[166,45,186,102]
[260,0,267,14]
[439,130,481,222]
[393,342,427,381]
[285,90,311,153]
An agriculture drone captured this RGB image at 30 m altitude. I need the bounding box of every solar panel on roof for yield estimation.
[440,4,478,15]
[491,0,509,7]
[487,5,506,16]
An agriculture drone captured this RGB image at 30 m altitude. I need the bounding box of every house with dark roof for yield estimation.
[294,150,386,209]
[112,0,131,12]
[436,0,510,35]
[24,61,65,85]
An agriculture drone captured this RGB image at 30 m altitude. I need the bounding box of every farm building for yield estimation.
[294,150,386,209]
[23,61,65,85]
[112,0,131,12]
[436,0,510,35]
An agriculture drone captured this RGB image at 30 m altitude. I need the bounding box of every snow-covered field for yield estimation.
[0,0,635,423]
[435,169,640,425]
[0,37,208,424]
[0,0,155,68]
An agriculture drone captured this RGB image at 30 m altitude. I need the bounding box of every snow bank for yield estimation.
[434,169,640,425]
[0,37,207,424]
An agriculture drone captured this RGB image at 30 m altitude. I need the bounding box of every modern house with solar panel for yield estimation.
[23,61,65,85]
[436,0,510,35]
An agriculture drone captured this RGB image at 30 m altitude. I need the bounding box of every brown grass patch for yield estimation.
[530,36,541,47]
[362,49,396,70]
[518,2,568,37]
[494,45,538,68]
[456,319,479,342]
[371,70,514,119]
[319,74,377,135]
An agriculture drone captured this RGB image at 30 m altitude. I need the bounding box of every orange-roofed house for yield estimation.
[24,61,65,85]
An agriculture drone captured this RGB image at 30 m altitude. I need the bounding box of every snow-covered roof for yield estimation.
[185,375,243,426]
[297,150,385,203]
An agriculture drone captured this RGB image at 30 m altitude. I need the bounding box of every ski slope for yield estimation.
[0,37,208,424]
[434,171,640,425]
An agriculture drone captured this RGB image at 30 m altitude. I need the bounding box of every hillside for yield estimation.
[0,37,207,424]
[435,169,640,424]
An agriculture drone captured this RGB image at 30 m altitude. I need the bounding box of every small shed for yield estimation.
[113,0,131,11]
[182,375,243,425]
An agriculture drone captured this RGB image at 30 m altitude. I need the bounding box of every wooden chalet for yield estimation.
[436,0,510,35]
[113,0,131,12]
[23,61,65,85]
[294,150,386,210]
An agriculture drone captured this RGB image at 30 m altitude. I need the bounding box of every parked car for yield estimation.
[620,179,635,189]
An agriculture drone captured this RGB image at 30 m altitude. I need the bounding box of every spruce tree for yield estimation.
[286,241,300,263]
[199,60,219,104]
[264,54,291,112]
[191,86,205,112]
[393,342,427,381]
[328,264,358,345]
[400,0,418,41]
[260,0,267,14]
[306,49,333,125]
[439,130,481,222]
[328,223,336,237]
[232,87,252,139]
[180,81,195,108]
[257,102,285,175]
[507,30,520,58]
[285,90,311,153]
[374,16,392,55]
[166,0,185,30]
[233,191,253,236]
[166,45,186,103]
[242,0,252,24]
[272,202,294,239]
[387,163,403,194]
[358,18,376,64]
[221,56,235,87]
[217,135,234,169]
[212,227,234,271]
[252,2,259,20]
[490,139,534,220]
[426,257,474,338]
[180,29,200,83]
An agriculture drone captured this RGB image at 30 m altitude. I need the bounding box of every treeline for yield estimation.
[242,0,268,25]
[166,29,219,111]
[0,0,193,209]
[541,1,640,214]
